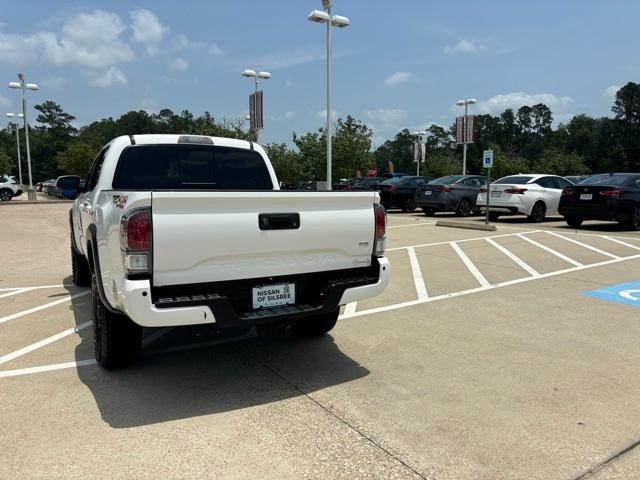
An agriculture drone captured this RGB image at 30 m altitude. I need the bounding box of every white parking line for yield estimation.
[387,230,541,252]
[545,231,619,259]
[0,359,98,378]
[0,321,92,365]
[344,302,357,315]
[485,237,540,277]
[344,252,640,319]
[407,248,429,301]
[450,242,491,287]
[0,284,68,292]
[603,236,640,251]
[0,290,90,325]
[0,288,31,300]
[516,233,584,267]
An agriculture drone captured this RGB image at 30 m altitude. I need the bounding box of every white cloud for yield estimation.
[472,92,575,119]
[603,85,620,101]
[384,71,412,87]
[316,109,339,120]
[365,108,408,123]
[173,34,223,56]
[208,43,223,56]
[0,32,40,64]
[40,76,66,90]
[444,39,483,54]
[284,111,296,120]
[88,66,127,87]
[63,10,125,43]
[0,94,10,109]
[130,8,168,48]
[168,57,189,71]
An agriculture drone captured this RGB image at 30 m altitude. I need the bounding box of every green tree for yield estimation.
[292,130,326,180]
[423,149,460,178]
[56,142,95,176]
[35,101,76,134]
[264,143,304,185]
[612,82,640,124]
[333,116,373,178]
[532,148,588,176]
[374,129,416,174]
[0,148,13,175]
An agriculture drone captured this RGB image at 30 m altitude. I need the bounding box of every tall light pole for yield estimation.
[308,2,350,190]
[456,98,476,176]
[9,74,38,200]
[241,69,271,142]
[412,131,426,176]
[6,113,23,185]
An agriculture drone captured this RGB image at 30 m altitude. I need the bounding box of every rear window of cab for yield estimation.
[112,145,273,190]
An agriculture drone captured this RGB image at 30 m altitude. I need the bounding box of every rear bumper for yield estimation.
[120,257,390,327]
[415,195,458,211]
[476,194,526,214]
[558,202,619,220]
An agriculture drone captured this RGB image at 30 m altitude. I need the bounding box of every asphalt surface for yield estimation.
[2,203,640,479]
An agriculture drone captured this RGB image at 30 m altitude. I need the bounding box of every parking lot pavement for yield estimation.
[2,204,640,479]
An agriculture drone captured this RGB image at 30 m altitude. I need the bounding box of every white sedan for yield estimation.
[476,174,574,223]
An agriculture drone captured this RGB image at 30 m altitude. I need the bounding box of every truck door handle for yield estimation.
[259,213,300,230]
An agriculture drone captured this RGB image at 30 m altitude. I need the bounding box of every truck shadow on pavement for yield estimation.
[68,281,369,429]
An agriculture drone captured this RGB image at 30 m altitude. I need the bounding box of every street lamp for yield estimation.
[241,69,271,142]
[412,131,426,176]
[308,1,350,190]
[8,74,38,200]
[6,113,24,185]
[456,98,476,176]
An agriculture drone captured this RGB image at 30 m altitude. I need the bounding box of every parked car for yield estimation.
[55,175,82,199]
[565,175,590,185]
[380,172,409,178]
[69,134,389,368]
[558,173,640,230]
[42,179,57,194]
[349,177,386,191]
[416,175,487,217]
[378,176,432,212]
[0,174,22,201]
[476,174,574,223]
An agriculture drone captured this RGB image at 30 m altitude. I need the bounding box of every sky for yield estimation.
[1,0,638,147]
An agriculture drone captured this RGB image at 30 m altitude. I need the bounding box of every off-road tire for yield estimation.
[71,243,91,287]
[92,274,142,369]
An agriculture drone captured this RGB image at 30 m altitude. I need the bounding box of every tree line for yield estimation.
[1,82,639,183]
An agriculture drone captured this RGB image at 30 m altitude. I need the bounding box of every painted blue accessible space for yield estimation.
[584,280,640,309]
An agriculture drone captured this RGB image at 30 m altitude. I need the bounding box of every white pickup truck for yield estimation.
[69,134,389,368]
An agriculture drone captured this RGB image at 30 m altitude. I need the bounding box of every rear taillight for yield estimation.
[436,186,453,193]
[480,187,487,193]
[599,188,624,197]
[504,188,527,194]
[562,187,573,196]
[120,208,152,274]
[374,204,386,257]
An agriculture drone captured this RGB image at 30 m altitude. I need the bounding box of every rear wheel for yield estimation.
[92,274,142,369]
[565,215,584,228]
[488,212,501,222]
[292,310,339,338]
[456,199,473,217]
[401,197,416,213]
[527,202,547,223]
[422,207,436,217]
[0,189,12,201]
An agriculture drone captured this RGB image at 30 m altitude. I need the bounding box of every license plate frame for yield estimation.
[491,191,501,197]
[424,190,432,195]
[252,283,296,309]
[580,193,592,200]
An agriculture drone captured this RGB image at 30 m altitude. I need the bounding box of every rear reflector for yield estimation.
[374,204,386,257]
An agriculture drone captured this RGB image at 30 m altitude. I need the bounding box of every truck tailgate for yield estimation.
[151,191,378,286]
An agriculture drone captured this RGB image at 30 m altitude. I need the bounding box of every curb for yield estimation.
[436,220,497,232]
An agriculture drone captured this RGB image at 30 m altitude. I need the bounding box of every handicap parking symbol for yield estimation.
[584,280,640,309]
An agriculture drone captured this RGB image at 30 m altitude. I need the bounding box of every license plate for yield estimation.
[491,191,501,197]
[252,283,295,309]
[580,193,592,200]
[425,191,432,195]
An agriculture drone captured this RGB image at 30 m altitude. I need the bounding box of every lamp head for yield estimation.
[331,15,350,27]
[308,10,330,23]
[241,69,257,77]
